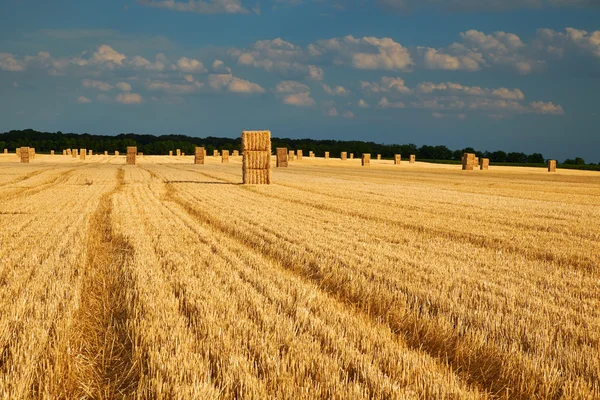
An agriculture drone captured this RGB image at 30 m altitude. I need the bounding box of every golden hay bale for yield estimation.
[30,148,36,159]
[195,147,205,164]
[222,150,229,163]
[362,153,371,166]
[20,147,30,163]
[104,151,108,156]
[480,158,490,170]
[169,150,173,156]
[341,152,347,161]
[394,154,401,164]
[548,160,557,172]
[409,154,416,163]
[62,150,67,155]
[80,149,86,160]
[377,154,381,160]
[176,149,181,156]
[115,151,119,156]
[276,147,288,167]
[213,149,219,158]
[182,152,185,156]
[462,153,475,171]
[350,153,354,159]
[126,146,137,165]
[324,151,329,159]
[309,151,315,158]
[88,150,92,156]
[297,150,303,160]
[242,130,271,184]
[3,149,7,154]
[233,150,239,157]
[289,150,295,161]
[50,150,54,156]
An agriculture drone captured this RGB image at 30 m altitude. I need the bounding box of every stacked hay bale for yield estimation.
[50,150,54,156]
[104,151,108,156]
[195,147,205,164]
[350,153,354,159]
[309,151,315,158]
[324,152,329,160]
[276,148,288,167]
[138,152,143,157]
[242,130,271,185]
[115,151,119,156]
[289,150,295,161]
[30,148,35,159]
[394,154,401,164]
[169,150,173,156]
[409,154,416,163]
[213,150,219,158]
[63,150,67,156]
[480,158,490,170]
[462,153,476,170]
[548,160,557,172]
[20,147,30,163]
[176,149,181,156]
[341,152,347,161]
[222,150,229,163]
[182,152,185,156]
[362,153,370,166]
[4,149,7,154]
[233,150,239,157]
[126,147,137,165]
[377,154,381,160]
[88,150,93,156]
[80,149,86,160]
[297,150,303,160]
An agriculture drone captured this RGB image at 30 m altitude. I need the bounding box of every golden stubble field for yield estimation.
[0,153,599,399]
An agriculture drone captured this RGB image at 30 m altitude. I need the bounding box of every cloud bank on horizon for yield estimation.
[0,0,599,160]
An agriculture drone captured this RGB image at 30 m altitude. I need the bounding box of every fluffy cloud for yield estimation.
[361,76,412,95]
[173,57,207,73]
[212,59,231,74]
[322,83,350,96]
[208,74,265,93]
[536,27,600,59]
[416,82,524,100]
[358,99,370,108]
[82,79,113,91]
[116,93,143,104]
[0,53,26,71]
[129,55,166,71]
[283,92,316,106]
[77,96,91,104]
[275,80,315,106]
[137,0,249,14]
[530,101,565,114]
[147,80,204,95]
[91,45,126,68]
[343,111,355,118]
[116,82,132,92]
[326,107,338,117]
[378,97,405,108]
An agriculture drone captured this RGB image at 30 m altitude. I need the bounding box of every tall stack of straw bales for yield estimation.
[3,149,6,154]
[50,150,54,156]
[362,153,371,166]
[377,154,381,160]
[222,150,229,163]
[341,152,347,161]
[115,151,119,156]
[309,151,315,158]
[409,154,416,163]
[548,160,557,172]
[63,150,67,155]
[462,153,476,170]
[213,150,219,158]
[176,149,181,156]
[480,158,490,170]
[195,147,205,164]
[324,152,329,159]
[126,147,137,165]
[30,148,35,159]
[88,150,93,156]
[297,150,302,160]
[350,153,354,159]
[394,154,401,164]
[276,148,288,167]
[169,150,173,156]
[289,150,295,161]
[80,149,86,160]
[242,130,271,185]
[104,151,108,156]
[20,147,30,163]
[233,150,239,157]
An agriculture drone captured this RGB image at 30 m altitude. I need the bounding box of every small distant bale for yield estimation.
[233,150,239,157]
[362,153,371,166]
[115,151,119,156]
[297,150,303,160]
[182,152,185,156]
[88,150,92,156]
[548,160,557,172]
[30,148,35,159]
[377,154,381,160]
[50,150,54,156]
[462,153,475,170]
[341,152,347,161]
[276,147,288,167]
[222,150,229,163]
[394,154,401,164]
[324,151,329,159]
[127,147,137,165]
[480,158,489,170]
[63,150,67,156]
[409,154,416,163]
[20,147,30,163]
[350,153,354,159]
[213,150,219,158]
[3,149,7,154]
[309,151,315,158]
[80,149,86,160]
[176,149,181,156]
[169,150,173,156]
[195,147,205,164]
[104,151,108,156]
[138,152,143,156]
[289,150,295,161]
[242,130,271,184]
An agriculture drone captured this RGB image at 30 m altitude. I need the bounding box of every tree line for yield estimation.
[0,129,595,166]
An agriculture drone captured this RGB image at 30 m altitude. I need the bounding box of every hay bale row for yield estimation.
[276,148,288,168]
[126,146,137,165]
[242,130,271,184]
[462,153,476,170]
[362,153,370,166]
[233,150,239,157]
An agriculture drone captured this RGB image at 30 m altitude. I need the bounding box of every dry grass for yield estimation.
[0,154,598,399]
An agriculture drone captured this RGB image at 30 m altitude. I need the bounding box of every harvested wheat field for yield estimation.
[0,153,599,399]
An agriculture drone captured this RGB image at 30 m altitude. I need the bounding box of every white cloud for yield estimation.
[530,101,565,115]
[77,96,91,104]
[91,45,126,68]
[343,111,355,118]
[419,47,484,71]
[275,80,310,94]
[116,92,143,104]
[0,53,25,71]
[536,27,600,59]
[322,83,350,96]
[308,65,324,80]
[361,76,412,95]
[129,55,165,71]
[358,99,370,108]
[275,80,314,105]
[416,82,524,100]
[174,57,207,73]
[116,82,132,92]
[82,79,113,91]
[138,0,249,14]
[147,80,204,95]
[326,107,339,117]
[184,74,195,83]
[282,92,316,106]
[212,59,231,74]
[378,97,405,108]
[208,74,265,93]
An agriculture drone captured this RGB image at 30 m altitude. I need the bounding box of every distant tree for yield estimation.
[490,151,507,163]
[506,152,527,163]
[526,153,545,164]
[564,157,586,165]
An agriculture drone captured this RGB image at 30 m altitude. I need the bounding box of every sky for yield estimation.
[0,0,599,161]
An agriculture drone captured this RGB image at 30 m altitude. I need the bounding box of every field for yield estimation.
[0,153,599,399]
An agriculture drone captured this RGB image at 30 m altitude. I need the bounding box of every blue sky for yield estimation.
[1,0,599,161]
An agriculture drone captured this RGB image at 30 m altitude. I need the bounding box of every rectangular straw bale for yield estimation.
[548,159,557,172]
[350,153,354,159]
[80,149,86,160]
[242,130,271,184]
[232,150,239,157]
[138,152,143,156]
[462,153,475,170]
[324,151,329,159]
[362,153,371,166]
[20,147,30,163]
[63,150,67,155]
[3,149,7,154]
[222,150,229,163]
[377,154,381,160]
[115,151,119,156]
[126,146,137,165]
[276,147,288,167]
[288,150,295,161]
[480,158,489,170]
[341,152,347,161]
[88,150,92,156]
[176,149,181,156]
[213,149,219,157]
[297,150,302,160]
[182,152,185,156]
[195,147,205,164]
[309,151,315,158]
[104,151,108,156]
[50,150,54,155]
[409,154,416,163]
[169,150,173,156]
[394,154,401,164]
